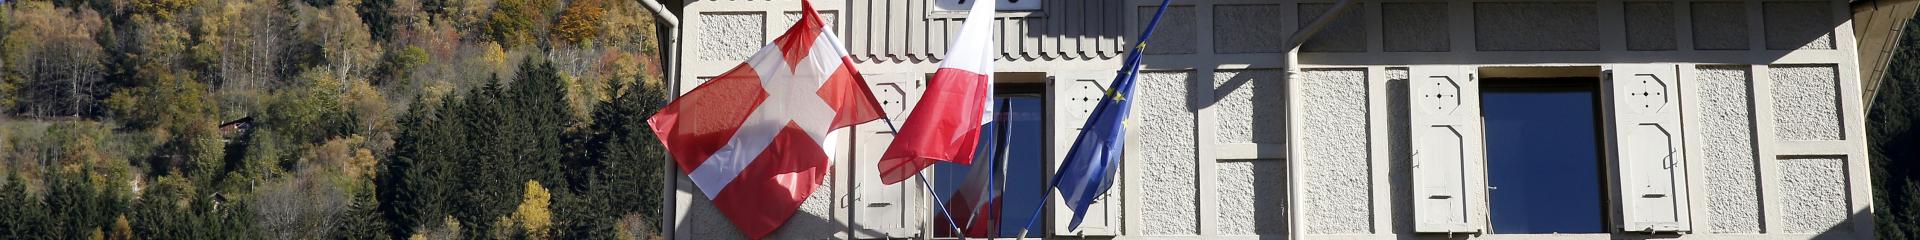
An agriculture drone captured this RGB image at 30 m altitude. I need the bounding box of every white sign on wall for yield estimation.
[932,0,1043,11]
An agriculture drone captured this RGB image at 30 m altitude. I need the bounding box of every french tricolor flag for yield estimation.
[876,0,997,185]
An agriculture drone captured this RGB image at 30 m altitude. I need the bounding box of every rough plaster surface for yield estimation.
[1302,69,1372,234]
[684,189,748,239]
[1142,6,1198,55]
[1383,3,1449,52]
[781,11,840,32]
[1763,2,1835,50]
[1771,65,1844,141]
[766,176,839,238]
[1474,2,1600,51]
[1214,5,1287,53]
[1299,3,1368,52]
[1213,69,1286,144]
[1698,66,1762,233]
[1780,156,1850,234]
[1385,68,1414,234]
[1625,2,1678,50]
[1217,159,1288,235]
[700,12,765,61]
[682,177,838,240]
[1139,71,1199,235]
[1692,2,1750,50]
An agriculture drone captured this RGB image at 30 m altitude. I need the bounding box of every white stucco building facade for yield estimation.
[660,0,1909,239]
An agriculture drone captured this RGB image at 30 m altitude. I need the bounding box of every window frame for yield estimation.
[930,83,1051,239]
[1477,77,1614,234]
[931,0,1045,12]
[927,0,1047,19]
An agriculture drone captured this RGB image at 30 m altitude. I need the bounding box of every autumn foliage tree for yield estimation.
[0,0,671,238]
[485,0,555,49]
[550,0,600,46]
[1,1,106,117]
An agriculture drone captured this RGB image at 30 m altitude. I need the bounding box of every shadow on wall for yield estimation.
[829,0,1134,64]
[1390,72,1417,237]
[1210,69,1287,147]
[1207,69,1288,236]
[670,168,898,240]
[1258,170,1288,237]
[947,1,1855,64]
[1294,1,1848,65]
[1214,158,1288,237]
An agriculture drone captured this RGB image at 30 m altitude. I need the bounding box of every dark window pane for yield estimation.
[996,97,1045,237]
[934,97,1047,238]
[1483,80,1606,234]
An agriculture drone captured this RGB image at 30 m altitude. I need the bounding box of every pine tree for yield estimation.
[334,183,386,240]
[0,174,48,239]
[45,172,108,239]
[602,78,666,216]
[551,187,617,239]
[558,77,666,238]
[451,78,521,237]
[1873,13,1920,240]
[379,96,451,239]
[508,59,570,190]
[1870,13,1920,240]
[356,0,398,41]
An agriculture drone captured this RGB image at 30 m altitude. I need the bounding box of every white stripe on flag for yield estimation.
[939,0,997,128]
[688,32,850,199]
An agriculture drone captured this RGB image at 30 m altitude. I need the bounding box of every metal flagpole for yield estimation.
[874,117,969,238]
[1014,0,1175,238]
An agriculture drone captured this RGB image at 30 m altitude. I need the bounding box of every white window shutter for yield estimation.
[1608,65,1692,233]
[1408,66,1485,233]
[852,80,924,239]
[1050,77,1120,236]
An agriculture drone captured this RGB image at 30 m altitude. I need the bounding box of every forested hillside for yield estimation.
[1874,14,1920,240]
[0,0,672,238]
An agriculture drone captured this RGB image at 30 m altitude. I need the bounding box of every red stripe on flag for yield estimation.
[649,1,888,238]
[876,68,992,184]
[939,195,1000,237]
[818,57,885,130]
[709,122,833,239]
[649,63,770,174]
[775,1,824,71]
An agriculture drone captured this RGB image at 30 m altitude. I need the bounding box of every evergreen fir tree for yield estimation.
[379,96,452,239]
[507,58,571,194]
[1872,12,1920,240]
[452,78,524,237]
[334,184,387,240]
[0,174,48,239]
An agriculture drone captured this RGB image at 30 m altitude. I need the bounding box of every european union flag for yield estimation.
[1048,0,1173,231]
[1051,69,1134,230]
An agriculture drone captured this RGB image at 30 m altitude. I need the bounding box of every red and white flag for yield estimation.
[646,1,884,238]
[876,0,997,185]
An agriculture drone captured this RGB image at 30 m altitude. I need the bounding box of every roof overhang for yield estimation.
[1853,0,1919,108]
